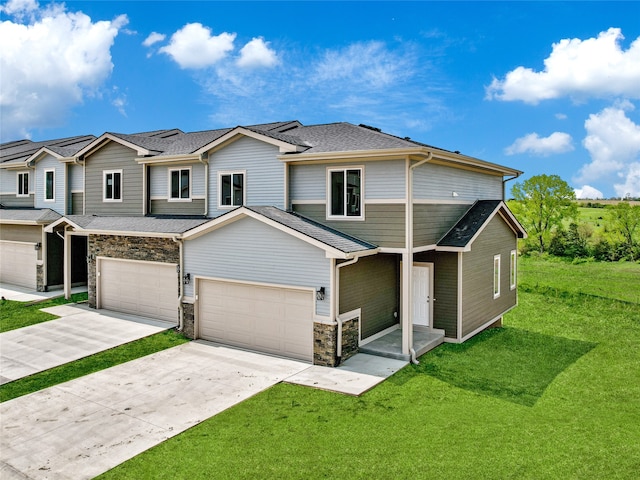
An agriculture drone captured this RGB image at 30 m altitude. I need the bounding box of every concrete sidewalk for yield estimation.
[0,304,173,384]
[0,283,86,302]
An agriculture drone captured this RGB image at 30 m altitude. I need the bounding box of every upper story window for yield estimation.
[493,254,501,299]
[328,167,362,219]
[17,172,29,197]
[44,169,55,202]
[219,171,245,208]
[104,170,122,202]
[169,168,190,201]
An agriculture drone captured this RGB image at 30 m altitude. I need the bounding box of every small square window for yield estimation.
[219,172,244,207]
[17,172,29,197]
[44,170,55,201]
[170,168,190,200]
[104,170,122,202]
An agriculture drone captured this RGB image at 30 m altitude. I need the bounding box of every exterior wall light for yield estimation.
[183,273,191,285]
[316,287,325,301]
[34,242,41,251]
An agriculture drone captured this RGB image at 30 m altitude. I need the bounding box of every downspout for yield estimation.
[403,152,433,364]
[334,256,360,359]
[502,173,522,201]
[199,153,209,216]
[172,236,184,331]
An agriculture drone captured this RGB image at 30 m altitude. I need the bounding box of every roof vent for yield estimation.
[359,124,381,132]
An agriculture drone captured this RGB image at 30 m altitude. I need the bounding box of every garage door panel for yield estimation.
[99,259,178,323]
[198,280,313,361]
[0,241,38,289]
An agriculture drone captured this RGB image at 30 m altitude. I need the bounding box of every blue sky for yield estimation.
[2,1,640,198]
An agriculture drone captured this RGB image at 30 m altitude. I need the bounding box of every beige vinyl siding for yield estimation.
[150,199,205,215]
[461,216,518,337]
[292,203,405,248]
[184,216,331,316]
[339,254,399,339]
[414,250,459,338]
[0,224,43,244]
[84,142,143,215]
[0,194,33,207]
[413,203,471,246]
[413,163,503,201]
[289,159,406,201]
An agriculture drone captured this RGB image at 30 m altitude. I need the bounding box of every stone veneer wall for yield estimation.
[87,235,180,308]
[181,302,195,338]
[313,317,359,366]
[36,264,45,292]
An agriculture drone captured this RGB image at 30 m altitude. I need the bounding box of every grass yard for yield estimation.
[100,258,640,479]
[0,292,89,333]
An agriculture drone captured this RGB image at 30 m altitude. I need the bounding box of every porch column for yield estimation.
[401,251,413,356]
[64,228,71,299]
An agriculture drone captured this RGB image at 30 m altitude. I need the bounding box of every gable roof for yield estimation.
[182,206,378,259]
[0,135,95,168]
[436,200,527,251]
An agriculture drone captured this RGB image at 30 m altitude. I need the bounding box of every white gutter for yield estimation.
[172,236,185,331]
[334,256,360,359]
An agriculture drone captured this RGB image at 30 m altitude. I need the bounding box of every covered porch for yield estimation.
[360,326,444,361]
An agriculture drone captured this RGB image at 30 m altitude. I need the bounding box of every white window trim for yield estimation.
[103,169,123,202]
[218,170,246,209]
[326,166,364,220]
[17,171,29,197]
[493,254,501,299]
[168,167,192,202]
[44,169,55,202]
[510,250,517,291]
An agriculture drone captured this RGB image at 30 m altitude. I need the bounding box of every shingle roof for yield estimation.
[0,208,61,223]
[245,206,377,254]
[437,200,503,248]
[60,215,210,234]
[0,135,96,165]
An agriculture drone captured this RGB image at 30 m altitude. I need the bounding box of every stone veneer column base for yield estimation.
[181,302,195,339]
[36,264,45,292]
[313,316,360,367]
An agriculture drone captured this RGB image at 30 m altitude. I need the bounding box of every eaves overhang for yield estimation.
[74,133,152,159]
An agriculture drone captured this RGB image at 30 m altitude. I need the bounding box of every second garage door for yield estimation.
[98,258,178,323]
[198,280,313,361]
[0,241,38,289]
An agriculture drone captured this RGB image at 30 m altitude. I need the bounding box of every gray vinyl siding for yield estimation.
[207,137,284,216]
[414,203,471,246]
[289,160,406,202]
[84,142,143,215]
[292,203,405,248]
[414,250,459,338]
[149,163,206,198]
[151,199,205,215]
[338,254,399,339]
[0,169,15,193]
[69,163,83,192]
[0,224,42,243]
[0,194,33,207]
[34,154,65,213]
[184,216,331,316]
[71,193,84,214]
[461,216,518,338]
[413,163,503,201]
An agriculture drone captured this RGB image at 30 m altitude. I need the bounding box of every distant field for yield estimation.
[575,199,640,206]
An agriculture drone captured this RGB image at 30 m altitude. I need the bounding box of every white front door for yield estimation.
[412,265,431,326]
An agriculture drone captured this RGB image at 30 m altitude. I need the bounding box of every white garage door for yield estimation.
[0,241,37,289]
[198,280,313,361]
[99,258,178,323]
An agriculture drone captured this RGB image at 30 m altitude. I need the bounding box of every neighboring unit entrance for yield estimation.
[97,258,178,323]
[0,241,37,289]
[412,264,433,327]
[197,279,314,362]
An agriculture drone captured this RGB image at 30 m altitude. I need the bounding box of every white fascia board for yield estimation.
[0,219,41,226]
[278,147,429,163]
[498,206,528,239]
[194,127,304,155]
[25,148,68,166]
[76,230,175,238]
[44,217,86,233]
[75,133,151,158]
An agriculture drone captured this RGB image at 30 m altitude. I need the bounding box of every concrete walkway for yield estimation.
[0,283,86,303]
[0,304,173,384]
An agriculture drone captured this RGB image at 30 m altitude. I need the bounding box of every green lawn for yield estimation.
[0,292,89,332]
[100,258,640,479]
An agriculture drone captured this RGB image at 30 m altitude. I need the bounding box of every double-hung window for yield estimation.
[104,170,122,202]
[44,169,55,202]
[219,172,244,207]
[328,167,362,219]
[493,254,501,299]
[17,172,29,197]
[169,168,190,201]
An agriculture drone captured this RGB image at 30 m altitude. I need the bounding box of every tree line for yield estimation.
[508,174,640,262]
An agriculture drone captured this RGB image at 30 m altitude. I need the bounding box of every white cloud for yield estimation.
[0,1,127,140]
[614,162,640,198]
[236,37,278,68]
[574,185,604,199]
[555,113,567,120]
[159,23,235,69]
[142,32,165,47]
[504,132,574,156]
[486,28,640,104]
[0,0,38,17]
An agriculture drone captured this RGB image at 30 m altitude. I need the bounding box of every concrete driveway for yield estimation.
[0,304,173,384]
[1,342,311,480]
